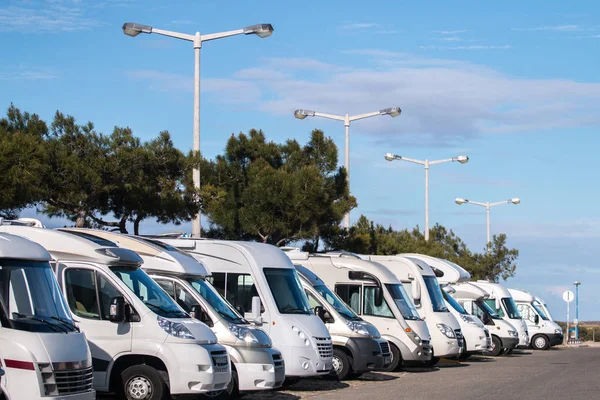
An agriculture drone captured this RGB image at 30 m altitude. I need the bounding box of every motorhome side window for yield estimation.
[335,284,361,315]
[484,299,504,317]
[211,272,256,315]
[305,290,323,309]
[65,268,121,320]
[517,304,536,324]
[175,284,199,313]
[363,286,394,318]
[155,279,175,297]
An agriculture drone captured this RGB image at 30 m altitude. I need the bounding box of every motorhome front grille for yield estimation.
[211,350,230,373]
[39,364,94,396]
[272,353,284,369]
[379,341,391,356]
[484,329,490,337]
[314,337,333,359]
[455,329,464,347]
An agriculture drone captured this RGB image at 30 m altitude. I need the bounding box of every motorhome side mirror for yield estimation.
[494,297,501,311]
[374,287,384,308]
[412,282,421,302]
[192,305,213,327]
[534,315,540,325]
[109,296,125,323]
[235,305,245,315]
[314,305,326,321]
[251,296,263,325]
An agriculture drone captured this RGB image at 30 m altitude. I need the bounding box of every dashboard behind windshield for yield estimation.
[263,268,311,315]
[111,267,189,319]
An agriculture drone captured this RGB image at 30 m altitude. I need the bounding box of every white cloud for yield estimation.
[437,36,464,42]
[570,34,600,39]
[420,45,511,50]
[0,65,58,80]
[433,30,468,35]
[341,22,379,30]
[511,24,591,32]
[0,1,104,32]
[509,219,600,239]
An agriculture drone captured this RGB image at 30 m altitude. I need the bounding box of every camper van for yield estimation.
[0,225,231,399]
[0,232,95,400]
[154,238,333,379]
[61,229,285,397]
[508,288,563,350]
[294,263,391,379]
[449,282,519,356]
[283,250,432,370]
[470,281,529,349]
[535,296,555,321]
[400,255,491,358]
[360,254,463,363]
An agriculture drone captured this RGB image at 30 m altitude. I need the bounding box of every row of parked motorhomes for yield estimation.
[0,219,563,400]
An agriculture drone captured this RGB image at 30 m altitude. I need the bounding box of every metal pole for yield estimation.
[575,283,580,339]
[566,299,570,345]
[343,115,350,229]
[192,33,202,238]
[424,160,430,241]
[486,203,491,253]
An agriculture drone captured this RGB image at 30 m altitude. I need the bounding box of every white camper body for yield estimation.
[61,229,285,396]
[155,238,333,378]
[449,282,520,355]
[470,281,530,348]
[360,254,462,361]
[508,288,563,350]
[0,226,231,399]
[294,264,392,379]
[400,254,491,357]
[284,250,432,370]
[0,232,95,400]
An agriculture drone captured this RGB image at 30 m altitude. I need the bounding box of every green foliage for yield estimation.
[199,129,356,245]
[318,215,519,282]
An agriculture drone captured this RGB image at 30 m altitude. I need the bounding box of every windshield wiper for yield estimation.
[49,316,80,332]
[13,313,66,333]
[146,303,188,317]
[281,308,310,314]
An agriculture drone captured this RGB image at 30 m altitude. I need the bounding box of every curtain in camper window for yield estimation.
[363,286,394,318]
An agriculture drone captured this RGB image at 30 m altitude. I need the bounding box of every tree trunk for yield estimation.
[119,217,128,234]
[75,210,86,227]
[134,215,143,235]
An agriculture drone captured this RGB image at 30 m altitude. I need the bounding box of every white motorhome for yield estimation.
[401,254,492,358]
[0,232,95,400]
[61,229,285,397]
[284,250,432,370]
[508,288,563,350]
[294,263,391,379]
[0,226,231,399]
[360,254,462,363]
[155,238,333,379]
[470,281,529,349]
[535,296,555,321]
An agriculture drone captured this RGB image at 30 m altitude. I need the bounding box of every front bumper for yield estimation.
[466,332,492,353]
[278,344,332,377]
[346,337,389,373]
[431,333,461,358]
[548,333,564,346]
[234,347,285,392]
[517,332,530,348]
[501,337,519,350]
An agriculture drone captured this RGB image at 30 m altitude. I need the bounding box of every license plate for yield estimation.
[214,356,228,366]
[384,356,391,365]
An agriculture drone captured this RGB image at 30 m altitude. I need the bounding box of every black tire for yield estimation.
[505,348,514,355]
[458,338,469,360]
[282,377,301,387]
[424,356,440,367]
[203,368,238,400]
[330,348,352,380]
[380,343,401,372]
[483,336,503,357]
[531,334,550,351]
[119,364,168,400]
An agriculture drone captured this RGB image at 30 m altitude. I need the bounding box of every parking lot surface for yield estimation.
[99,347,598,400]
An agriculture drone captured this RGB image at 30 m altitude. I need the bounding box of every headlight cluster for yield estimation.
[346,321,370,336]
[554,328,562,335]
[157,316,195,340]
[508,330,518,337]
[436,324,456,338]
[292,325,311,347]
[228,323,270,347]
[459,314,479,325]
[404,327,422,345]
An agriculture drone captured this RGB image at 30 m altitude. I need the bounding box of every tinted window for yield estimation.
[65,269,100,320]
[217,273,255,315]
[155,279,175,298]
[335,284,361,315]
[443,290,468,315]
[313,284,359,321]
[386,283,420,320]
[501,298,521,319]
[188,279,245,324]
[263,268,311,315]
[423,276,448,312]
[484,299,504,317]
[175,283,199,313]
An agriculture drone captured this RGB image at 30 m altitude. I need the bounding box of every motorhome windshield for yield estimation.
[263,268,312,315]
[442,290,467,315]
[501,298,521,319]
[532,301,549,320]
[386,284,421,320]
[111,267,189,319]
[313,284,360,321]
[188,278,247,324]
[477,299,501,319]
[0,260,76,333]
[423,276,448,312]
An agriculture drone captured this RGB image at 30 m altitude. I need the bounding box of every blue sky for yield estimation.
[2,0,600,321]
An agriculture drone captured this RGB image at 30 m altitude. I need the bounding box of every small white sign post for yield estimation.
[563,290,574,344]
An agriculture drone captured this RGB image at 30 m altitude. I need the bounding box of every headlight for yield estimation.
[459,314,479,325]
[292,325,311,346]
[554,328,562,335]
[508,330,518,337]
[404,327,422,345]
[346,321,370,336]
[436,324,456,338]
[157,316,195,340]
[228,324,271,347]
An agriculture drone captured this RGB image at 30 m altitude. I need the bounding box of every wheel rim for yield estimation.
[490,340,496,352]
[535,337,546,348]
[126,376,152,400]
[332,355,343,373]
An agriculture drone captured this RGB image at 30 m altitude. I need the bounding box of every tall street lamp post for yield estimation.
[384,153,469,241]
[123,22,274,237]
[294,107,402,228]
[574,280,581,339]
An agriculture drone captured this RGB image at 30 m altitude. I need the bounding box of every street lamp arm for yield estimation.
[399,156,426,165]
[313,112,345,122]
[201,29,245,42]
[466,200,488,207]
[489,200,511,207]
[151,27,195,41]
[429,158,455,165]
[349,111,381,122]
